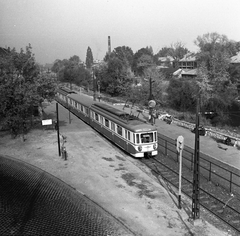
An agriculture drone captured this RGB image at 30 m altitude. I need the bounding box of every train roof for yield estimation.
[91,103,157,132]
[58,89,157,132]
[57,87,77,96]
[68,93,96,107]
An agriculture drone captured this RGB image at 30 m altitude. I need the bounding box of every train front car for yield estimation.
[131,124,158,158]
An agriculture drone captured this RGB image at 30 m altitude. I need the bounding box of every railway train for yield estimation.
[56,87,158,158]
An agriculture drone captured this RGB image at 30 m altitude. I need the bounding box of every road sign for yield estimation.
[148,100,156,108]
[176,135,184,153]
[42,119,52,125]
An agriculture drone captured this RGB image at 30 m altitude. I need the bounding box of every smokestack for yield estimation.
[108,36,111,55]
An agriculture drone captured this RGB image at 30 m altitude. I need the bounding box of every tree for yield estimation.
[0,45,57,136]
[109,46,134,68]
[132,47,153,75]
[97,57,132,96]
[155,42,189,66]
[85,46,93,69]
[167,78,198,112]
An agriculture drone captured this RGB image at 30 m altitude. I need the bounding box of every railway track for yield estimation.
[140,154,240,234]
[57,98,240,233]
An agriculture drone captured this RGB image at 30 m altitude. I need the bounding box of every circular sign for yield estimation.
[176,135,184,152]
[148,100,156,108]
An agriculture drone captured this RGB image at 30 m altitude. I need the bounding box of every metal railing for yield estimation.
[157,133,240,196]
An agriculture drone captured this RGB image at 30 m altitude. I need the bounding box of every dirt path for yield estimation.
[0,102,233,236]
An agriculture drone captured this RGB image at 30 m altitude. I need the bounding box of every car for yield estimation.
[191,125,206,136]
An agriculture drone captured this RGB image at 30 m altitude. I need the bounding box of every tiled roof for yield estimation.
[181,68,198,75]
[179,52,196,62]
[173,68,197,77]
[231,52,240,63]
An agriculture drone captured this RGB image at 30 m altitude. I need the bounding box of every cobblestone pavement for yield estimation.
[0,155,134,236]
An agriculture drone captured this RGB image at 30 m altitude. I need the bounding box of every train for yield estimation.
[56,87,158,158]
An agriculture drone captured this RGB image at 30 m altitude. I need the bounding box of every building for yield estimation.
[173,52,198,78]
[230,51,240,65]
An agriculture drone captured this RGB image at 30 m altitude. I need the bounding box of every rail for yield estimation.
[157,133,240,196]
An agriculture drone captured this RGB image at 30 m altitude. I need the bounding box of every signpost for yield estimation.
[176,135,184,209]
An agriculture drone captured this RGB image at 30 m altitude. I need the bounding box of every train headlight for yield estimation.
[138,146,142,152]
[153,143,158,150]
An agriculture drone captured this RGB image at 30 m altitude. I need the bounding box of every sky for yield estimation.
[1,0,240,65]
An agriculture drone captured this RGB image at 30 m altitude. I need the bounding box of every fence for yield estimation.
[157,133,240,196]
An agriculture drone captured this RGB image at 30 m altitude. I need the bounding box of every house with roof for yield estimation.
[173,52,198,78]
[230,51,240,65]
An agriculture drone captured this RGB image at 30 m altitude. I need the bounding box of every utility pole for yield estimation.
[56,102,61,156]
[192,97,200,220]
[148,77,155,101]
[92,69,96,101]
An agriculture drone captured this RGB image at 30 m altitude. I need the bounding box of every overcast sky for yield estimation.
[1,0,240,64]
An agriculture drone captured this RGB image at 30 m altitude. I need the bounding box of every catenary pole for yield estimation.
[192,97,200,219]
[56,102,61,156]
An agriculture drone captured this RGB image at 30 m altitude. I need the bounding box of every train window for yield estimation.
[111,122,115,132]
[85,107,89,115]
[141,133,153,143]
[105,118,109,128]
[136,134,140,144]
[81,105,83,112]
[127,131,130,141]
[125,129,127,139]
[117,125,122,136]
[95,113,99,121]
[154,132,157,142]
[100,116,103,124]
[75,101,77,108]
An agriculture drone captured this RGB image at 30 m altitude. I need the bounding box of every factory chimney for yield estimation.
[108,36,111,55]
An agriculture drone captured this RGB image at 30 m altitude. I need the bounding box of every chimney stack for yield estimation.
[108,36,111,55]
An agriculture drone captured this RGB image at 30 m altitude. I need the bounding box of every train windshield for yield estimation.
[140,132,154,143]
